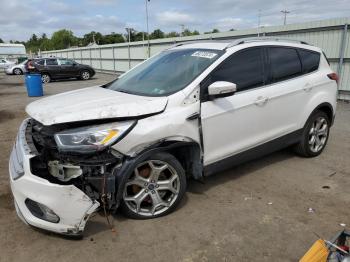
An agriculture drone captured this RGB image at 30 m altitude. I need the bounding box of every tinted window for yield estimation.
[298,49,320,73]
[210,48,264,91]
[46,59,58,65]
[60,59,74,65]
[269,47,302,82]
[35,59,45,65]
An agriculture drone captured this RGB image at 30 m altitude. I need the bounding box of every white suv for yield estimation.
[9,38,338,236]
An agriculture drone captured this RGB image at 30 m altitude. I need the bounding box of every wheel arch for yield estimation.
[113,140,203,207]
[41,71,51,77]
[13,67,23,74]
[305,102,334,127]
[80,68,93,76]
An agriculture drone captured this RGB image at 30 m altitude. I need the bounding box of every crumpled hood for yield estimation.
[26,86,168,125]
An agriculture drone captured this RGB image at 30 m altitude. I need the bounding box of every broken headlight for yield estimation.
[54,121,135,153]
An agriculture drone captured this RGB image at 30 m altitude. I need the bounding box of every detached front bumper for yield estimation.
[9,119,100,236]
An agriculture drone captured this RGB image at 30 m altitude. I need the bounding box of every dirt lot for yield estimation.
[0,72,349,262]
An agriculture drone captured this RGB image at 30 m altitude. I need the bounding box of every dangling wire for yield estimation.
[101,169,116,234]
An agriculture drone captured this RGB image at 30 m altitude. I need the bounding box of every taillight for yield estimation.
[327,73,339,84]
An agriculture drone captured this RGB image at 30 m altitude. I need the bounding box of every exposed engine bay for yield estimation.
[28,119,123,211]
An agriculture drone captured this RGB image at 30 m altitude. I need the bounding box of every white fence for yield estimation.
[42,17,350,99]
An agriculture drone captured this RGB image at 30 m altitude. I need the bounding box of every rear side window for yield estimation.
[297,49,320,73]
[59,59,74,65]
[268,47,302,82]
[211,48,265,92]
[35,59,44,65]
[46,59,58,65]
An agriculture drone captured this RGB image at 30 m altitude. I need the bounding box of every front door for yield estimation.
[59,58,78,77]
[201,47,271,166]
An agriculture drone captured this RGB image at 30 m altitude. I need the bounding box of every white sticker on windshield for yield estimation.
[191,51,218,59]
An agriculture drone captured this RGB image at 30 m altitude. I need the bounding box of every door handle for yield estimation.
[254,96,269,106]
[303,83,313,92]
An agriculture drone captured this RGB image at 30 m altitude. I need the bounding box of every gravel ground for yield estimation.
[0,72,349,262]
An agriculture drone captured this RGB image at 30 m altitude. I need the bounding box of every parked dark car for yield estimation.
[26,57,95,83]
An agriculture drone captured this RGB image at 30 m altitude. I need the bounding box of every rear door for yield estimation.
[263,46,310,135]
[44,58,60,78]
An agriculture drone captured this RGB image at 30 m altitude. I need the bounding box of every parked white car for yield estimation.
[0,58,15,69]
[5,59,27,75]
[9,38,338,236]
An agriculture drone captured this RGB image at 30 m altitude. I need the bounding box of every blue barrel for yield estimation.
[25,74,43,97]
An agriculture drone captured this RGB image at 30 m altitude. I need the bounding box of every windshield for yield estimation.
[105,48,223,96]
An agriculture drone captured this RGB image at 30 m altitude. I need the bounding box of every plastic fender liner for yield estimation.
[113,141,202,208]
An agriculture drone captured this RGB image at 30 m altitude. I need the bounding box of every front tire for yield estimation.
[294,111,330,157]
[13,68,23,75]
[121,152,187,219]
[80,70,91,80]
[41,73,51,83]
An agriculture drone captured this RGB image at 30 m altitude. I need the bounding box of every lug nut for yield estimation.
[151,190,155,194]
[145,189,148,193]
[144,182,148,186]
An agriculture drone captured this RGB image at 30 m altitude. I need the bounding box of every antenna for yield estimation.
[257,9,261,37]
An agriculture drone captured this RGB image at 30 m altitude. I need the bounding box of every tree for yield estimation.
[182,29,200,36]
[150,29,165,39]
[0,38,3,43]
[192,30,200,35]
[204,29,220,34]
[82,31,103,46]
[166,31,180,38]
[102,32,125,44]
[124,29,137,42]
[50,29,78,49]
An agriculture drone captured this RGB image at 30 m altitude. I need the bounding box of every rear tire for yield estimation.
[294,111,330,157]
[121,152,187,219]
[80,70,90,80]
[13,68,23,75]
[41,73,51,83]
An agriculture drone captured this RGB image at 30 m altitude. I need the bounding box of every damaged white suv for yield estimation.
[9,38,338,236]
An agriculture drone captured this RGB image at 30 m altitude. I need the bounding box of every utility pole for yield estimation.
[281,10,290,25]
[180,24,185,36]
[257,9,261,37]
[125,27,133,69]
[145,0,150,58]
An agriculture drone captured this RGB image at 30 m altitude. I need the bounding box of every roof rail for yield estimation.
[224,37,310,49]
[166,40,220,50]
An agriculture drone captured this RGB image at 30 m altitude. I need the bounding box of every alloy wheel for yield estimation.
[308,116,328,153]
[123,160,180,217]
[41,74,50,83]
[14,68,22,75]
[81,71,90,80]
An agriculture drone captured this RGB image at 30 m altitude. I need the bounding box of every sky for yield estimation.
[0,0,350,41]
